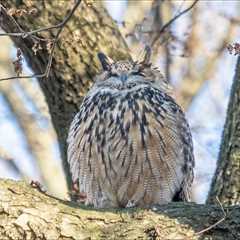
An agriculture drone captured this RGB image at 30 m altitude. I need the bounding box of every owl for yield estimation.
[67,48,194,208]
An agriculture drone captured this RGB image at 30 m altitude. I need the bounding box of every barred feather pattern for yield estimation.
[67,58,194,208]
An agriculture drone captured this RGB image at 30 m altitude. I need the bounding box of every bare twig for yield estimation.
[0,5,47,42]
[0,24,64,39]
[0,0,82,81]
[44,0,82,79]
[0,73,46,82]
[196,197,227,235]
[149,197,227,240]
[151,0,199,48]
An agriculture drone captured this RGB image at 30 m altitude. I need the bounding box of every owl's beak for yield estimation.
[120,73,128,82]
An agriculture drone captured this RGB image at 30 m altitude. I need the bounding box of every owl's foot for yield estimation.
[69,182,87,203]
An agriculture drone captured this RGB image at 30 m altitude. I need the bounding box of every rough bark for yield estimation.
[0,0,130,189]
[208,57,240,205]
[0,179,239,240]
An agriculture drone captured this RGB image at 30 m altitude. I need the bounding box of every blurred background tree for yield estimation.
[0,0,239,204]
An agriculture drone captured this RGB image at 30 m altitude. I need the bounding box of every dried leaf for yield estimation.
[32,42,42,55]
[227,43,240,56]
[46,40,54,54]
[7,8,16,16]
[28,8,38,15]
[12,48,23,76]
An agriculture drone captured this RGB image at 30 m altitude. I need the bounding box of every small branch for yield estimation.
[0,4,47,42]
[0,24,63,39]
[44,0,82,79]
[0,73,46,82]
[0,0,82,81]
[196,197,227,235]
[151,0,199,48]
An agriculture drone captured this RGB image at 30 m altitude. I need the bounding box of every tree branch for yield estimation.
[0,179,239,240]
[151,0,199,48]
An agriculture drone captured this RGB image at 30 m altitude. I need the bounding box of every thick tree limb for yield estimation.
[0,179,239,240]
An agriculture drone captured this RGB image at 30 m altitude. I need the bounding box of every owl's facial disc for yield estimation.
[96,52,153,86]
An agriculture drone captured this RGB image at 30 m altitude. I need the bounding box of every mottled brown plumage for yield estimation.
[67,48,194,208]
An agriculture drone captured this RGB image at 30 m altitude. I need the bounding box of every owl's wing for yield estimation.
[126,88,195,203]
[153,93,195,201]
[172,107,194,201]
[67,94,109,204]
[103,88,195,204]
[67,111,82,184]
[67,95,97,184]
[141,68,194,201]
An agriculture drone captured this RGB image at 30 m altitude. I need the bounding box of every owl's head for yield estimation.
[96,47,150,82]
[94,47,170,93]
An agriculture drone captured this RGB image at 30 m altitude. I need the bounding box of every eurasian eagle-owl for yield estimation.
[67,48,194,208]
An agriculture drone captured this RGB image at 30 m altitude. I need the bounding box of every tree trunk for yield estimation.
[0,0,130,190]
[207,57,240,205]
[0,179,239,240]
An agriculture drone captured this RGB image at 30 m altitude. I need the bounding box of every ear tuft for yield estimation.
[97,53,114,71]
